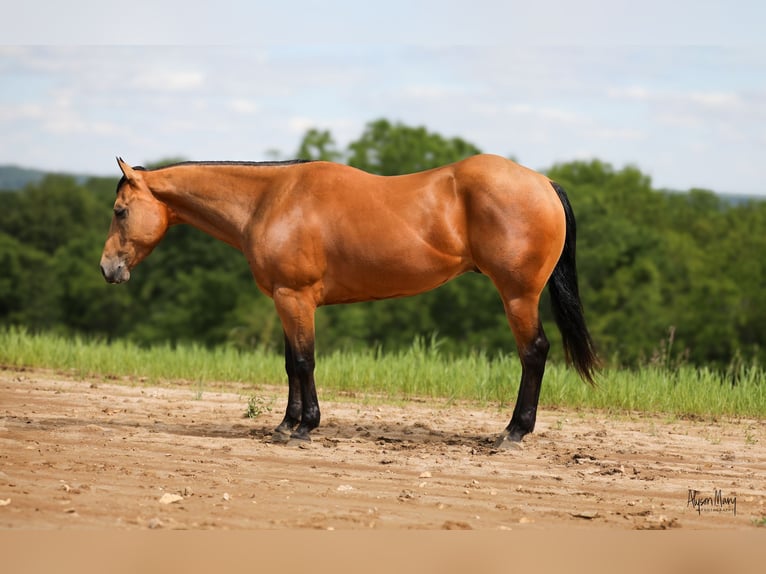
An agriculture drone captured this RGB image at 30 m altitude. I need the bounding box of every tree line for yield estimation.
[1,118,764,369]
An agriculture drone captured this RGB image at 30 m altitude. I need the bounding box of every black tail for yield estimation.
[548,181,600,385]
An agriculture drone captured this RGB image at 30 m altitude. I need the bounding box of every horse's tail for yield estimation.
[547,181,600,385]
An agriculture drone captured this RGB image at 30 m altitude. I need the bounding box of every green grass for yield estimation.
[1,327,764,418]
[0,327,285,386]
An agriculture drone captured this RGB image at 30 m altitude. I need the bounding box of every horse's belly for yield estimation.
[321,252,470,304]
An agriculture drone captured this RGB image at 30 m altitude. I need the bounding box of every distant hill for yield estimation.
[0,165,93,191]
[721,194,764,206]
[0,165,47,190]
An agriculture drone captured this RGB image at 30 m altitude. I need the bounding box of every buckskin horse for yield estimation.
[100,154,598,447]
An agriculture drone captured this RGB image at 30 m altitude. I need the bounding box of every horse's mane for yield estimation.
[154,159,313,169]
[115,159,314,194]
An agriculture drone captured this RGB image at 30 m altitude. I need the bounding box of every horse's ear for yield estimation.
[116,157,138,182]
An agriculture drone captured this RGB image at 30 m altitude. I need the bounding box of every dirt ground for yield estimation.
[1,368,764,530]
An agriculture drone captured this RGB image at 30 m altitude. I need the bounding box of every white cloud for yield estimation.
[399,82,484,102]
[131,70,204,92]
[229,99,259,114]
[0,103,44,122]
[45,117,120,136]
[688,91,740,108]
[0,88,122,137]
[589,128,646,141]
[609,85,745,114]
[287,116,317,134]
[608,86,652,101]
[507,103,583,125]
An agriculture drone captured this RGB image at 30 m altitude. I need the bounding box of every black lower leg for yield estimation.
[271,293,320,445]
[498,325,549,445]
[289,351,320,442]
[274,334,302,438]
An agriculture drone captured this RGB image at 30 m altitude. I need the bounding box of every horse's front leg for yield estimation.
[272,288,320,444]
[272,332,303,442]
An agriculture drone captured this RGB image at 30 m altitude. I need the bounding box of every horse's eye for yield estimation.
[114,206,127,219]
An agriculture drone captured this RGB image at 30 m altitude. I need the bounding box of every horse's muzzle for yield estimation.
[100,257,131,284]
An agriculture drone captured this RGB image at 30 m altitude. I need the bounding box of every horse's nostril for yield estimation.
[100,260,121,282]
[100,259,129,284]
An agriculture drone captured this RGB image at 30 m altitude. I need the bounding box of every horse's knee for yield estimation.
[294,355,315,377]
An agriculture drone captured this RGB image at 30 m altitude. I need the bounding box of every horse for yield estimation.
[100,154,598,447]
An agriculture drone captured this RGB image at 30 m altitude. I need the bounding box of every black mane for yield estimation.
[156,159,314,169]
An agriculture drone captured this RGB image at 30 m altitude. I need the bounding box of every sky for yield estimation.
[1,1,765,196]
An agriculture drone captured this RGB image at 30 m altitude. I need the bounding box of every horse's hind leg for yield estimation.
[495,293,550,447]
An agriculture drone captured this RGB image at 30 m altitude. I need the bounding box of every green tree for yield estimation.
[52,231,133,337]
[296,128,343,162]
[0,232,60,329]
[0,175,108,255]
[347,118,481,175]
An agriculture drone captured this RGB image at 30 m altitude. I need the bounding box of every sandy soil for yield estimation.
[1,368,764,530]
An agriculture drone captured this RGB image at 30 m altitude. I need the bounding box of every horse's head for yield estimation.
[100,158,171,284]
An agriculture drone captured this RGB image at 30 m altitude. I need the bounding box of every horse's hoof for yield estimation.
[493,431,525,450]
[270,429,292,444]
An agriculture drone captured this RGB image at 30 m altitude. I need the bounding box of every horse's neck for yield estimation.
[149,167,269,250]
